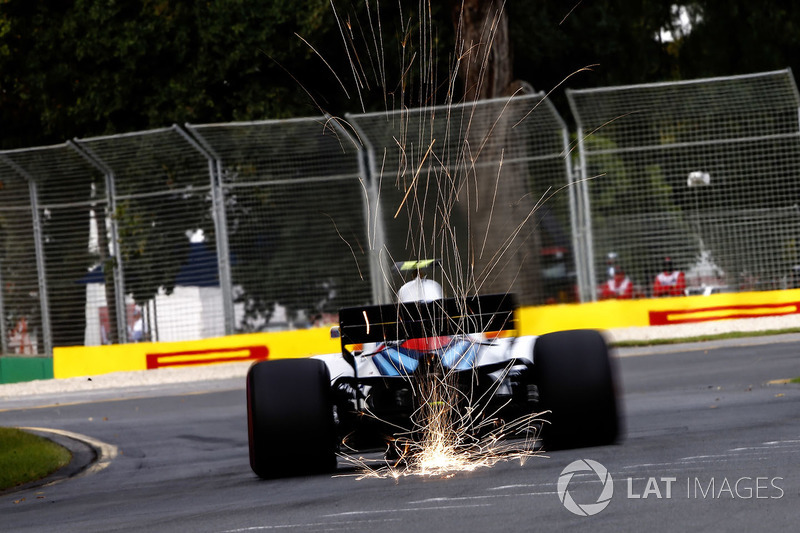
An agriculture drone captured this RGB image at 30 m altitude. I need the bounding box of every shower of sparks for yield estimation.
[337,359,550,480]
[304,0,576,480]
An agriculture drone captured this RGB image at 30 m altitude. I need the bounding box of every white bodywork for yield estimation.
[314,334,537,382]
[319,276,534,383]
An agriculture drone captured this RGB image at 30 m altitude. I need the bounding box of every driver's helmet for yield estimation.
[397,276,443,303]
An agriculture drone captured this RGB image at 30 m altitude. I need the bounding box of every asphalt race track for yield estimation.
[2,335,800,532]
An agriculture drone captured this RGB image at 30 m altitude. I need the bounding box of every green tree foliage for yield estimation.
[4,1,800,149]
[0,0,340,149]
[507,0,800,119]
[507,0,674,111]
[675,1,800,79]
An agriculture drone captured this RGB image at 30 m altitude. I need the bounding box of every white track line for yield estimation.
[19,426,118,478]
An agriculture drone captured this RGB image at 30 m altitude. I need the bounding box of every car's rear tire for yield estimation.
[533,329,620,450]
[247,358,337,478]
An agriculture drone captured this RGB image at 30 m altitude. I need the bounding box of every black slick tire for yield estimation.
[247,358,337,478]
[533,329,620,450]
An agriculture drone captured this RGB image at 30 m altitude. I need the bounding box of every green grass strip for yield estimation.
[0,428,72,491]
[610,327,800,348]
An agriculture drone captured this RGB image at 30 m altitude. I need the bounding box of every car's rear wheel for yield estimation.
[247,358,337,478]
[533,329,620,450]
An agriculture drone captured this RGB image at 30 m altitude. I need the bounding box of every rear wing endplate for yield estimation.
[337,293,516,346]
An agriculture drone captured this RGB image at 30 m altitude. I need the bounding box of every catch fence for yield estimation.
[567,69,800,301]
[3,70,800,355]
[0,93,570,354]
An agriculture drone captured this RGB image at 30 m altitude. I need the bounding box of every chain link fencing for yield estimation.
[348,93,575,306]
[184,117,372,333]
[0,94,571,354]
[3,70,800,355]
[567,69,800,300]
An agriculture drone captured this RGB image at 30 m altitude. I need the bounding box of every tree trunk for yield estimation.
[450,0,542,304]
[451,0,514,101]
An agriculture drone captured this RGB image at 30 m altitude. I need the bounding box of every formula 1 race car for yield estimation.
[246,277,620,479]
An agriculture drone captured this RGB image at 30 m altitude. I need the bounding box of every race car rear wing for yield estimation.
[336,293,516,347]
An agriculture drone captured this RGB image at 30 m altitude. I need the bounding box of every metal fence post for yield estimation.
[566,107,598,303]
[28,177,53,354]
[177,125,235,334]
[564,130,587,303]
[1,154,54,354]
[213,159,235,334]
[578,139,597,302]
[343,115,392,305]
[68,140,129,343]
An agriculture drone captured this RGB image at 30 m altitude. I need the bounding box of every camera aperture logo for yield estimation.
[557,459,614,516]
[557,459,785,516]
